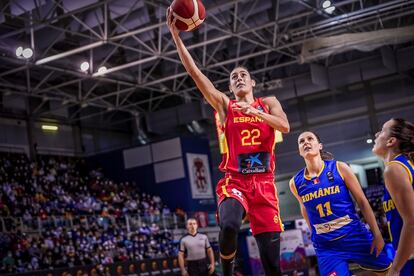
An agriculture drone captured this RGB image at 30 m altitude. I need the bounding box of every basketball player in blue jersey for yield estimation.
[372,118,414,276]
[289,131,392,276]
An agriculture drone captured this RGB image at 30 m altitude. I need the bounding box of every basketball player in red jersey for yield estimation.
[167,9,290,276]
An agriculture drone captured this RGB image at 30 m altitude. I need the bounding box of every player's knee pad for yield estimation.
[220,217,240,236]
[218,198,243,235]
[218,199,244,254]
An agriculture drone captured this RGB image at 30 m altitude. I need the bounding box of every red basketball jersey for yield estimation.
[218,98,277,174]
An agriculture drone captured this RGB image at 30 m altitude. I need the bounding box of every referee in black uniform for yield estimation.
[179,218,215,276]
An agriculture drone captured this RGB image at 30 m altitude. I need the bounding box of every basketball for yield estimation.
[170,0,205,32]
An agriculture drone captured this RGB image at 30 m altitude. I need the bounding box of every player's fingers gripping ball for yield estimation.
[169,0,206,31]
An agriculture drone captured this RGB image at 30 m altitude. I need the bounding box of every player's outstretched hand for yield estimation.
[166,7,180,37]
[370,233,385,257]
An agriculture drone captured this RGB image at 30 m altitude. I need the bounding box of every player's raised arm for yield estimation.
[166,8,229,118]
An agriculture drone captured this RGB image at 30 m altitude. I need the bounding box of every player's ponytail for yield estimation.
[320,149,334,161]
[390,118,414,162]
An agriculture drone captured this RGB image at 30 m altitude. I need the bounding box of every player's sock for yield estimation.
[220,251,236,276]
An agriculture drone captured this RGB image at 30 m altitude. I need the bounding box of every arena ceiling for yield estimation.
[0,0,413,131]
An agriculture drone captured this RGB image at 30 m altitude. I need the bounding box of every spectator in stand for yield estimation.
[1,251,15,273]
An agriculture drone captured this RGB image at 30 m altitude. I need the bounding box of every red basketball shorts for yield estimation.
[216,172,283,235]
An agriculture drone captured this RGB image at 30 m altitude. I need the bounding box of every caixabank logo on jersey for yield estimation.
[238,152,270,174]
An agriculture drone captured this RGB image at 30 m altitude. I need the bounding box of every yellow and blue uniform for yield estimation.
[383,154,414,276]
[291,159,392,276]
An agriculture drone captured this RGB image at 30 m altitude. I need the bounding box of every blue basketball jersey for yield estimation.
[292,160,366,245]
[383,154,414,250]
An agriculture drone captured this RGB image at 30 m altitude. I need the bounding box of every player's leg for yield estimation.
[339,234,391,275]
[352,250,392,275]
[350,250,391,276]
[248,177,283,275]
[316,249,351,276]
[254,231,281,276]
[218,198,245,276]
[343,229,392,275]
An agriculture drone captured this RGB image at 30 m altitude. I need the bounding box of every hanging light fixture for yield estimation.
[321,0,336,14]
[80,61,90,72]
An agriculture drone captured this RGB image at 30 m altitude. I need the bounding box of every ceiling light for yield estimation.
[42,125,58,131]
[97,66,107,74]
[322,0,331,8]
[22,48,33,59]
[15,46,23,57]
[80,61,90,72]
[324,6,336,14]
[366,138,373,144]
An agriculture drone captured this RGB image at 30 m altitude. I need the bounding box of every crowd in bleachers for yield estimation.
[1,222,176,273]
[0,153,170,219]
[0,152,177,274]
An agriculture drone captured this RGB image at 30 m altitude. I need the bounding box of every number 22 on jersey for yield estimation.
[241,129,261,146]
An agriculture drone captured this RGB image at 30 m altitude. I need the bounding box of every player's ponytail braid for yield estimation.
[390,118,414,163]
[320,149,334,161]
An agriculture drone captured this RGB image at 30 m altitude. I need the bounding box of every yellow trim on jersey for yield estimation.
[273,181,284,231]
[304,161,325,180]
[359,262,392,272]
[271,130,277,171]
[215,112,228,154]
[290,178,299,197]
[219,133,228,154]
[223,137,230,170]
[222,176,230,197]
[272,130,277,152]
[409,160,414,171]
[387,221,393,242]
[336,161,345,181]
[278,205,284,231]
[388,160,413,184]
[329,233,347,241]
